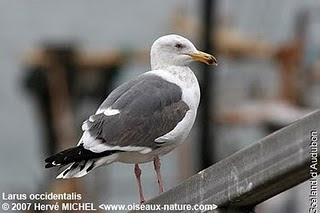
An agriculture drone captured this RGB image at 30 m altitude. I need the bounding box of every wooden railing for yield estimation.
[131,109,320,213]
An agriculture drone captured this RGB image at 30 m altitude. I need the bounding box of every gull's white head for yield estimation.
[150,34,217,70]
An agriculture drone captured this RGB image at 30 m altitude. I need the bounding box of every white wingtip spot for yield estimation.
[52,161,61,166]
[103,108,120,116]
[96,107,120,116]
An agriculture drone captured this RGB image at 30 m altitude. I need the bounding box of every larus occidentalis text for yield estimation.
[45,34,217,203]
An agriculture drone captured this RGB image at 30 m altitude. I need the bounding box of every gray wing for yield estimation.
[81,74,189,152]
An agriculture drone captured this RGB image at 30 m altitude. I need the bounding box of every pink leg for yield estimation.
[134,164,145,203]
[153,156,164,193]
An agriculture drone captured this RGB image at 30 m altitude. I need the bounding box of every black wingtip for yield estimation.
[44,145,121,169]
[45,155,59,168]
[45,155,55,163]
[45,163,55,168]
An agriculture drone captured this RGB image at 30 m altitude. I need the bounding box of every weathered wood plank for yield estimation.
[131,109,320,212]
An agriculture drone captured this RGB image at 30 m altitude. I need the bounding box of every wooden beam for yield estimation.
[131,109,320,212]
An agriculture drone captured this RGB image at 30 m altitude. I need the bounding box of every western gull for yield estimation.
[45,34,217,203]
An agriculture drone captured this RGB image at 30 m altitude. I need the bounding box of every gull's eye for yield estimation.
[175,43,184,49]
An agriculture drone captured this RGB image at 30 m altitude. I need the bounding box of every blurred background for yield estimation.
[0,0,319,212]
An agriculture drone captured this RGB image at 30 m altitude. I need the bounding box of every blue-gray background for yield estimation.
[0,1,319,212]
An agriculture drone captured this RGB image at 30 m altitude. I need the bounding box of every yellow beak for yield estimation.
[189,51,218,66]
